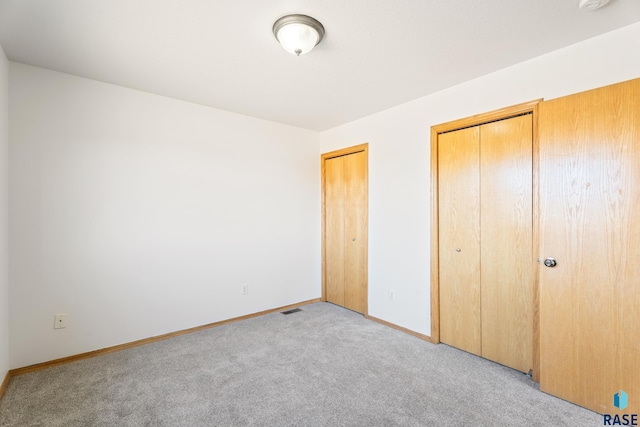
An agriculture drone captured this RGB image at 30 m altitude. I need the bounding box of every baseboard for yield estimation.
[9,298,322,378]
[0,370,9,400]
[366,315,434,343]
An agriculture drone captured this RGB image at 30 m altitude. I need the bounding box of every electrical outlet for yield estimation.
[388,290,395,302]
[241,284,249,295]
[54,313,67,329]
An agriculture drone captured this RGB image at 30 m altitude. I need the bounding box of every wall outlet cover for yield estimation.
[54,313,67,329]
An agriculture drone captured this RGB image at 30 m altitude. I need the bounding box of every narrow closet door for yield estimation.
[323,147,368,314]
[539,78,640,414]
[438,127,482,356]
[480,115,533,373]
[343,151,367,313]
[325,156,346,306]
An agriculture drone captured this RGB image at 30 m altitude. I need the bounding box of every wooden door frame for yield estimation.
[321,143,369,315]
[430,101,541,381]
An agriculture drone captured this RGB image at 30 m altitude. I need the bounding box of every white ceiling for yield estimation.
[1,1,639,131]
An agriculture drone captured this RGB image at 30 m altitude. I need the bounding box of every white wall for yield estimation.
[0,44,9,381]
[319,22,640,336]
[9,63,320,368]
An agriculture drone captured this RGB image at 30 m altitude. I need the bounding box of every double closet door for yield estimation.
[323,146,368,314]
[438,114,533,373]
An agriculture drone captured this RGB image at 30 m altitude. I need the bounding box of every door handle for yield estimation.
[544,258,557,268]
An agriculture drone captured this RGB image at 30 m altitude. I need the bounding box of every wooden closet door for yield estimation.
[438,127,482,356]
[325,156,346,307]
[343,151,368,313]
[539,79,640,413]
[324,149,368,314]
[480,115,533,373]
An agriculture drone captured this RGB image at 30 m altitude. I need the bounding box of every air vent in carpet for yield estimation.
[281,308,302,315]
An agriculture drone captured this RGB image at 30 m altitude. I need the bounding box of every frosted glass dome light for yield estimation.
[273,14,325,56]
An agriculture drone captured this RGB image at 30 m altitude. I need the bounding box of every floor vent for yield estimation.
[281,308,302,315]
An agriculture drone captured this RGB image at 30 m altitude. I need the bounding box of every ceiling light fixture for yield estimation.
[578,0,610,10]
[273,14,325,56]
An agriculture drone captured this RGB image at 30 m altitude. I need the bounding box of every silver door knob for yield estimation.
[544,258,557,268]
[352,238,356,241]
[455,248,461,252]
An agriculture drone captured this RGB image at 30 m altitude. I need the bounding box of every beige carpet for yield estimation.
[0,302,599,426]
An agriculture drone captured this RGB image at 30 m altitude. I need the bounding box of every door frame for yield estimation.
[321,143,369,315]
[430,100,541,380]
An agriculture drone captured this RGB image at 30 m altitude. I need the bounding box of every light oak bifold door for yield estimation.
[480,116,534,374]
[438,126,482,356]
[539,78,640,414]
[438,114,534,374]
[323,144,368,314]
